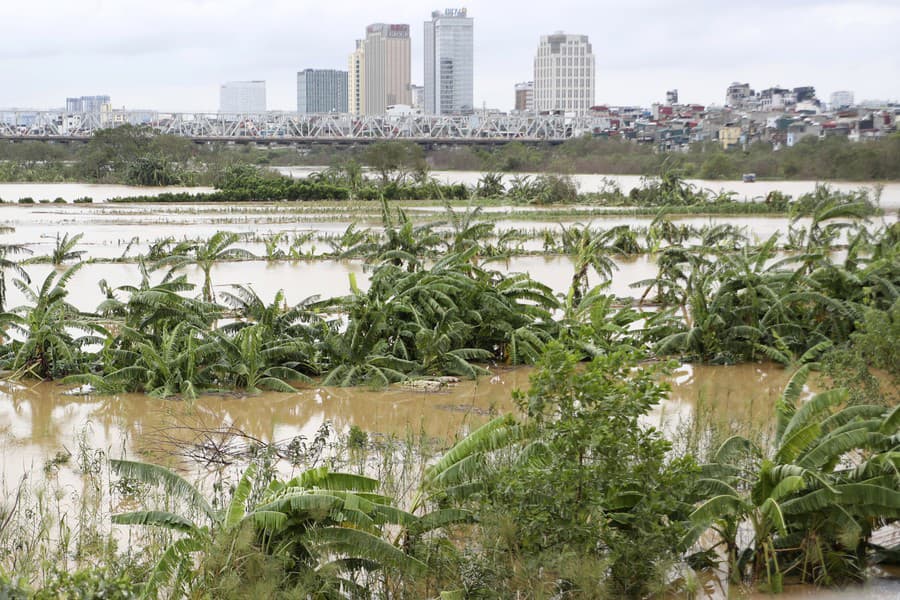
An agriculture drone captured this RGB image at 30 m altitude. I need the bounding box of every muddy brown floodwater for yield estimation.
[0,190,897,597]
[2,362,897,598]
[0,361,812,484]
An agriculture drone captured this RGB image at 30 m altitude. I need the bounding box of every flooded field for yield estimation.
[1,180,897,598]
[0,182,213,203]
[4,256,657,312]
[277,166,900,210]
[0,193,823,468]
[3,199,894,266]
[0,361,799,483]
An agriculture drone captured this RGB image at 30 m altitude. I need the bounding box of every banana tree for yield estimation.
[157,231,255,302]
[0,264,106,379]
[0,238,31,312]
[110,460,428,599]
[205,325,310,393]
[688,369,899,590]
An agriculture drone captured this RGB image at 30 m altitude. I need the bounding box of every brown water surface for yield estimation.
[3,363,897,597]
[0,361,806,482]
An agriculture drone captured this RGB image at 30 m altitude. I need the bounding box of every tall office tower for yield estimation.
[219,81,267,113]
[363,23,411,114]
[514,81,534,112]
[533,32,595,114]
[297,69,348,113]
[424,8,474,115]
[348,40,366,115]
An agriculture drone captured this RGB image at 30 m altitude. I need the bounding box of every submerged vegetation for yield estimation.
[0,349,896,598]
[0,186,894,395]
[0,170,897,597]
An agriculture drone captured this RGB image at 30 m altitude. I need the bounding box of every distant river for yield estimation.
[0,182,213,203]
[1,173,896,212]
[275,166,900,211]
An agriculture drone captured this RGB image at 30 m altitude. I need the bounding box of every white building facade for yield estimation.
[533,32,595,114]
[348,40,366,115]
[424,8,474,115]
[219,81,266,113]
[830,90,855,110]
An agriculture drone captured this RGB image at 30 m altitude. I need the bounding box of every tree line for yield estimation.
[3,128,900,188]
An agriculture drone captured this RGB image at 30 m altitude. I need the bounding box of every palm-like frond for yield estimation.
[111,459,215,522]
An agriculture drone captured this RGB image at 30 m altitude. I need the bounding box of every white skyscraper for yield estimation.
[424,8,474,115]
[219,81,266,113]
[533,33,595,114]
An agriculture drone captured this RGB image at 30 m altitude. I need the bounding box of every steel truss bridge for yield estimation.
[0,110,611,144]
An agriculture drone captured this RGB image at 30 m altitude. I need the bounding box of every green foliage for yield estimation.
[653,191,898,365]
[110,460,432,599]
[363,141,427,185]
[0,264,104,379]
[471,344,697,598]
[849,299,900,377]
[699,152,739,179]
[474,172,505,198]
[32,567,139,599]
[687,380,899,590]
[126,154,183,186]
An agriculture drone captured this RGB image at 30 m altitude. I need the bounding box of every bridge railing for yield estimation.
[0,110,612,141]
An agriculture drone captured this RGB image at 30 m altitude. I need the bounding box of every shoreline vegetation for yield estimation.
[0,153,892,218]
[0,126,899,188]
[0,132,898,598]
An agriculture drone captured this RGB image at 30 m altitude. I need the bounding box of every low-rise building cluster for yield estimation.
[580,83,897,151]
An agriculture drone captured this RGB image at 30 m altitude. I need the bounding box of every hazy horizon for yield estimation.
[1,0,898,112]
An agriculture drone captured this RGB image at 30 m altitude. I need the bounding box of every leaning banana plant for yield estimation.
[110,460,434,599]
[686,370,900,591]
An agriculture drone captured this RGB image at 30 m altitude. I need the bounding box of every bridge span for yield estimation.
[0,110,611,144]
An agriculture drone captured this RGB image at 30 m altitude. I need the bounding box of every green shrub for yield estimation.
[33,567,139,600]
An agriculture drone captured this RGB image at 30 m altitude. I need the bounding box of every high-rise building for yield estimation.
[297,69,348,113]
[219,81,266,113]
[666,89,679,105]
[533,32,595,114]
[830,90,855,110]
[66,95,111,113]
[424,8,474,115]
[362,23,411,115]
[514,81,534,112]
[348,40,366,115]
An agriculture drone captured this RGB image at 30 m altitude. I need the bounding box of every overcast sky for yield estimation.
[1,0,898,112]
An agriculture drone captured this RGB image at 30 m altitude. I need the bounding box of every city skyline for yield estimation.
[1,0,898,112]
